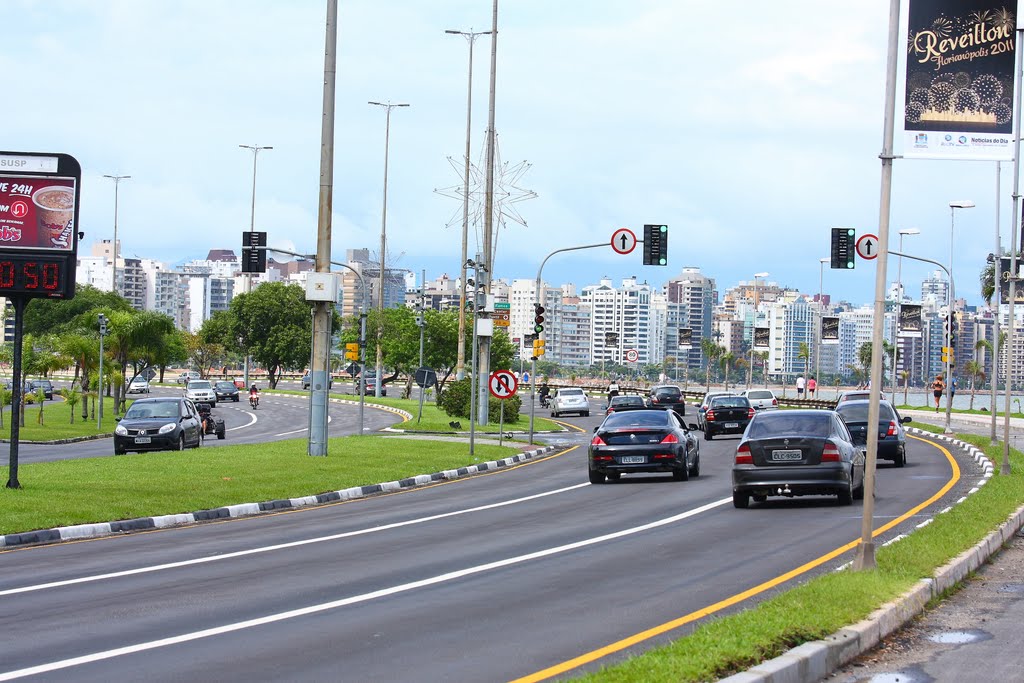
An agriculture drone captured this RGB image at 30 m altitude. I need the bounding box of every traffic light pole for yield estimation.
[529,242,610,443]
[890,251,955,432]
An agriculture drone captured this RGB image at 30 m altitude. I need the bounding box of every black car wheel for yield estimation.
[176,434,185,451]
[588,469,605,484]
[837,477,854,506]
[672,465,689,481]
[217,426,226,439]
[689,454,700,477]
[606,472,621,481]
[704,429,713,441]
[733,491,750,508]
[894,447,906,468]
[114,446,126,456]
[234,395,239,402]
[753,494,768,503]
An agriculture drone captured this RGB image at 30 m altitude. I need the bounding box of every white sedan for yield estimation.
[550,387,591,418]
[127,377,150,394]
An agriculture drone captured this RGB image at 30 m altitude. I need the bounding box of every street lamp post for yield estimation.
[445,29,492,382]
[102,174,131,295]
[892,228,920,396]
[817,257,828,394]
[238,144,272,389]
[368,100,410,398]
[750,272,769,388]
[948,201,974,430]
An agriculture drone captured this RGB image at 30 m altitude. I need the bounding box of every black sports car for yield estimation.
[731,409,865,508]
[588,409,700,483]
[834,399,910,467]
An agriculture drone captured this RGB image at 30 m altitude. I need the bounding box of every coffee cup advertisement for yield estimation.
[0,175,77,251]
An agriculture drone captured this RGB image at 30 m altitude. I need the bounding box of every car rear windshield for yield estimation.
[746,391,773,399]
[836,403,896,422]
[747,412,831,438]
[612,397,644,406]
[711,397,749,409]
[559,388,585,396]
[604,411,669,428]
[654,388,681,398]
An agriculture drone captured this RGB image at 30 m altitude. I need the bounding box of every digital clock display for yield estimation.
[0,255,72,298]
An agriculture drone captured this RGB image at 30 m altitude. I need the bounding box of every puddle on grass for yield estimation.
[927,629,991,644]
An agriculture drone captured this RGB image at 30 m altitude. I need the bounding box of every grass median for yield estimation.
[571,432,1024,682]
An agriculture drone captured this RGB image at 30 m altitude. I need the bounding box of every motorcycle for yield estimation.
[539,393,551,408]
[196,402,226,440]
[249,393,259,409]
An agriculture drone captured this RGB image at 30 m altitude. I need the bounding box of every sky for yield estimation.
[2,0,1013,308]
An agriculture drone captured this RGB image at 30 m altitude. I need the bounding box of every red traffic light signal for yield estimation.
[534,303,545,334]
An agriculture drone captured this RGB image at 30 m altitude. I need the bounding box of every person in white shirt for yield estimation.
[796,375,805,397]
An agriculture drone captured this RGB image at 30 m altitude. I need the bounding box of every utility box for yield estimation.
[305,273,340,303]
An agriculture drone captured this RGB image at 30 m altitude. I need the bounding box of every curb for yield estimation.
[0,443,557,550]
[718,428,1021,683]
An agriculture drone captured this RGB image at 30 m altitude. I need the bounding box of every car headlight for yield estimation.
[115,424,128,435]
[158,423,177,434]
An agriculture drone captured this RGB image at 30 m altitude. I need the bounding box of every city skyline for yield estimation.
[5,1,1005,310]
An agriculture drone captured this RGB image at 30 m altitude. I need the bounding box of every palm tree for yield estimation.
[900,369,910,406]
[964,360,985,410]
[719,351,735,390]
[701,338,721,391]
[797,342,810,379]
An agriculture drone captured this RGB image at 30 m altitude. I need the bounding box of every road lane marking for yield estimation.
[226,408,257,432]
[511,434,962,682]
[0,496,731,681]
[0,483,590,598]
[275,415,331,437]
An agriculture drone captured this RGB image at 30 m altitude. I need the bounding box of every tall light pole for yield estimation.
[817,257,829,393]
[102,174,130,294]
[368,101,410,397]
[892,228,920,395]
[948,201,974,426]
[238,144,273,388]
[446,28,492,382]
[750,272,769,388]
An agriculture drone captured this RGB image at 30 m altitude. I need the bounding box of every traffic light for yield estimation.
[941,347,954,364]
[241,231,268,273]
[643,224,668,266]
[831,227,855,269]
[344,342,360,361]
[98,313,107,336]
[532,339,546,359]
[534,303,545,334]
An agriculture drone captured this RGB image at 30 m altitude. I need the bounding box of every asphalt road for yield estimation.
[11,383,403,463]
[0,408,984,682]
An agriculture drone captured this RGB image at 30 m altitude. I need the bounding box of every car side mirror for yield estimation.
[114,417,121,422]
[688,423,698,431]
[593,426,599,433]
[902,416,912,424]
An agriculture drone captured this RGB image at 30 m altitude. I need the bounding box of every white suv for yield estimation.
[741,388,778,411]
[185,380,217,405]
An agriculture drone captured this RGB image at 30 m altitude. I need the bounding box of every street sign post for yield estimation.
[610,228,637,254]
[856,233,879,260]
[624,348,639,363]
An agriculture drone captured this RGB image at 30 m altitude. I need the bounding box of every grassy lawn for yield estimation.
[1,396,122,441]
[572,434,1024,682]
[0,436,522,535]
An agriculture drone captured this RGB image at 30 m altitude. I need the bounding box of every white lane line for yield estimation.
[0,496,731,681]
[275,415,330,437]
[0,483,591,598]
[226,407,257,432]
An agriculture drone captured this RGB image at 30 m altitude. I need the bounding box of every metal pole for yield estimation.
[102,175,130,295]
[854,0,900,572]
[6,296,25,489]
[308,0,336,456]
[892,231,918,396]
[417,269,426,424]
[468,265,480,455]
[446,29,491,382]
[97,319,104,431]
[1002,28,1024,475]
[238,145,272,389]
[992,161,1001,446]
[369,101,410,398]
[478,0,499,425]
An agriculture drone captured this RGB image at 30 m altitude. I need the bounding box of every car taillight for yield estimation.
[735,444,753,465]
[771,398,778,406]
[886,421,897,436]
[822,441,841,462]
[591,435,607,446]
[660,433,679,444]
[705,410,716,421]
[747,407,755,419]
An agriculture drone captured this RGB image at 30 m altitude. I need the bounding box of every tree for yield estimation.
[23,284,131,336]
[102,310,176,412]
[797,342,810,378]
[964,360,985,411]
[701,338,721,391]
[719,351,735,391]
[183,331,225,379]
[231,282,314,388]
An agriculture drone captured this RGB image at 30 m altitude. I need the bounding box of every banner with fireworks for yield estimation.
[677,327,692,348]
[904,0,1017,160]
[821,316,840,343]
[754,327,770,348]
[898,304,923,337]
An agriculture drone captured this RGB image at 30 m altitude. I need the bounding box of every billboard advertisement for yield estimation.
[754,326,771,348]
[821,316,840,343]
[0,175,77,251]
[903,0,1017,160]
[898,304,924,337]
[677,327,692,348]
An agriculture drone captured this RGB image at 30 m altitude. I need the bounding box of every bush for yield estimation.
[437,378,522,424]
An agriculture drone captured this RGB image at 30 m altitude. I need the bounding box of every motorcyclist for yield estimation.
[249,383,260,408]
[538,382,551,407]
[607,379,620,404]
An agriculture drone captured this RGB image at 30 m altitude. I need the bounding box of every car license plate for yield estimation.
[724,422,739,428]
[771,449,802,461]
[134,436,152,444]
[620,456,646,464]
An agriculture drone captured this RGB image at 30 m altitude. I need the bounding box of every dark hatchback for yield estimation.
[113,397,203,455]
[646,385,686,417]
[731,409,865,508]
[606,395,647,415]
[214,381,240,402]
[28,379,54,400]
[588,409,700,484]
[703,395,755,440]
[834,399,911,467]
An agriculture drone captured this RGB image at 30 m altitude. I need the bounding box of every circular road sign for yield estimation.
[856,233,879,260]
[488,370,519,399]
[624,349,640,363]
[610,228,637,255]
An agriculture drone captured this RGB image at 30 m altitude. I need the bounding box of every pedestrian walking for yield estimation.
[807,376,817,398]
[795,375,805,397]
